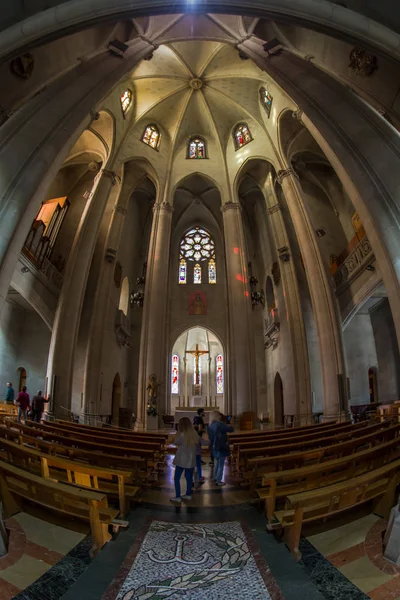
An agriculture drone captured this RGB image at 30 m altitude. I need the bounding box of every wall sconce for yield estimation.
[248,268,264,308]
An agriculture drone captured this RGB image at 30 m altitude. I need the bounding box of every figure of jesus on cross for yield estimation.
[186,344,209,395]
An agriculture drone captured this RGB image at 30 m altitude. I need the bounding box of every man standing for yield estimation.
[193,408,206,465]
[5,382,14,405]
[31,391,49,423]
[15,386,30,422]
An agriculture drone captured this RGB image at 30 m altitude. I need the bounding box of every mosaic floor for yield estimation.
[103,520,278,600]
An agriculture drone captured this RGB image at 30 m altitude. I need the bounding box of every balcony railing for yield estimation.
[333,236,373,290]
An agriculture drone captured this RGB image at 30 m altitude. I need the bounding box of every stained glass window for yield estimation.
[216,354,224,394]
[208,259,216,284]
[179,259,186,284]
[188,137,206,159]
[120,89,133,116]
[171,354,179,394]
[193,356,202,384]
[194,263,202,284]
[260,87,273,118]
[142,124,160,149]
[180,227,215,262]
[234,123,252,150]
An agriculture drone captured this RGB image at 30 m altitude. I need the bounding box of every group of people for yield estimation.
[4,382,49,423]
[171,408,233,503]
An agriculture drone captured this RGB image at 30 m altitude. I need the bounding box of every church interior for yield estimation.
[0,2,400,599]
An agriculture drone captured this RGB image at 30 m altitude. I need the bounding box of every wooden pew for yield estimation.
[247,422,400,492]
[233,420,368,451]
[270,459,400,560]
[0,425,149,484]
[239,420,389,470]
[26,421,164,452]
[0,437,139,517]
[257,435,400,519]
[232,421,370,469]
[0,405,17,417]
[55,419,168,442]
[0,423,160,475]
[228,421,336,443]
[0,459,120,555]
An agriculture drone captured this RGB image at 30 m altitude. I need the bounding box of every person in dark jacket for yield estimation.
[208,410,233,486]
[15,386,30,422]
[5,382,14,405]
[31,391,49,422]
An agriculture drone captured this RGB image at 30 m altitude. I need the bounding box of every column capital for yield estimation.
[221,201,241,214]
[276,168,298,185]
[153,202,173,214]
[102,169,121,186]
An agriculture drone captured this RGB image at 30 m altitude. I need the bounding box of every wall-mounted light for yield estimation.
[366,264,375,271]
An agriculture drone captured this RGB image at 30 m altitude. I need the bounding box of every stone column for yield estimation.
[82,169,143,421]
[264,172,312,424]
[221,201,253,416]
[46,169,121,418]
[277,169,348,420]
[238,37,400,354]
[136,202,173,429]
[183,356,187,408]
[0,37,155,319]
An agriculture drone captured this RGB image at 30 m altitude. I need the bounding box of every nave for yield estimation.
[1,414,400,599]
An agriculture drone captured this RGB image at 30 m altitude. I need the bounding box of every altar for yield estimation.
[174,407,219,425]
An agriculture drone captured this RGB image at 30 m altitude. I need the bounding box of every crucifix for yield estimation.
[186,344,209,394]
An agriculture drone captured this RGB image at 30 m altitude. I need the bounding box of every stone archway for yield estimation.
[274,372,284,427]
[111,373,122,425]
[170,327,225,417]
[16,367,27,392]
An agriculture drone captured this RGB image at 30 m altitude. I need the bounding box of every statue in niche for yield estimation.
[146,373,162,402]
[10,53,34,79]
[189,291,207,315]
[349,48,378,77]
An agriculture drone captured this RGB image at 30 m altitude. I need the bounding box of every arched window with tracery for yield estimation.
[121,89,133,116]
[141,124,160,149]
[171,354,179,394]
[234,123,252,150]
[188,137,206,159]
[216,354,224,394]
[260,87,273,118]
[179,227,216,284]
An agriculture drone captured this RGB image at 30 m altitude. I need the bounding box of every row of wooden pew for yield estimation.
[0,416,168,555]
[228,419,400,560]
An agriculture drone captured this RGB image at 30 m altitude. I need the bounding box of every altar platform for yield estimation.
[174,407,219,424]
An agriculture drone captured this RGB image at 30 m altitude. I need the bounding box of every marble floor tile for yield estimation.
[368,574,400,600]
[338,555,393,594]
[0,553,51,589]
[0,577,21,600]
[13,513,85,555]
[307,514,380,556]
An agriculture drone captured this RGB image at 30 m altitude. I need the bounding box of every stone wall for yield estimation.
[370,299,400,403]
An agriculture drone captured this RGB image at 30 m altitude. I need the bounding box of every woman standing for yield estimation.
[171,417,198,503]
[208,411,234,486]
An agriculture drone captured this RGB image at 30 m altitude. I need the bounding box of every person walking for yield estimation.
[195,432,209,486]
[170,417,198,503]
[31,391,49,422]
[15,386,30,423]
[208,411,234,486]
[5,382,14,405]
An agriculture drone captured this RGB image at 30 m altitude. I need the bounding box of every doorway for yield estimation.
[274,372,284,427]
[16,367,27,392]
[111,373,122,425]
[368,367,378,404]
